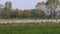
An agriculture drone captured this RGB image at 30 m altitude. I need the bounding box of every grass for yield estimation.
[0,23,60,34]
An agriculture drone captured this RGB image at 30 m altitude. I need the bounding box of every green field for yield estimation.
[0,23,60,34]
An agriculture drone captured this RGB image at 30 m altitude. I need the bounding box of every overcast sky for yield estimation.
[0,0,47,9]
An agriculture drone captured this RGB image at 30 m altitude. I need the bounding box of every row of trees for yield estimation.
[0,0,60,19]
[0,1,46,19]
[1,8,45,19]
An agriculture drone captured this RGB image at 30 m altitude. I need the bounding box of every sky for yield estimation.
[0,0,47,10]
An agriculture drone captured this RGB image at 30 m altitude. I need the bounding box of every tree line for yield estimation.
[0,8,46,19]
[0,0,60,19]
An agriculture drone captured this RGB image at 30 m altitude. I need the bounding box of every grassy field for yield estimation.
[0,23,60,34]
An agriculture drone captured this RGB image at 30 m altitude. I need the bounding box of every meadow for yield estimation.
[0,22,60,34]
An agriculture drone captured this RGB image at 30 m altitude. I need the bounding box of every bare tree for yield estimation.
[46,0,60,18]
